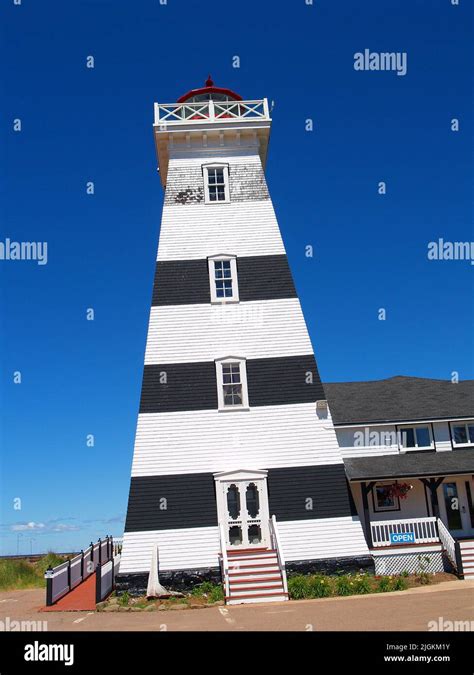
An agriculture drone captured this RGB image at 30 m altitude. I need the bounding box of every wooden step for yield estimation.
[230,584,284,593]
[227,547,270,555]
[228,561,278,569]
[226,551,278,561]
[230,575,282,585]
[226,591,288,603]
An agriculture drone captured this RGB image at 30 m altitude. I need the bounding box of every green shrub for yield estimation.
[392,576,408,591]
[308,575,332,598]
[353,573,371,594]
[376,576,392,593]
[288,575,312,599]
[118,591,130,606]
[335,575,353,596]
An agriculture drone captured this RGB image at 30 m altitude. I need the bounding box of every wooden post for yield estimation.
[361,482,376,548]
[45,568,54,607]
[454,541,464,578]
[67,560,71,592]
[421,478,444,518]
[95,564,101,604]
[111,557,115,591]
[98,538,102,565]
[80,550,84,581]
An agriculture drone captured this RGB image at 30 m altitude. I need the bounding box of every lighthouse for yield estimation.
[118,78,370,604]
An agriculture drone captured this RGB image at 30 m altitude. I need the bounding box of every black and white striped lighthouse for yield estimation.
[119,78,370,603]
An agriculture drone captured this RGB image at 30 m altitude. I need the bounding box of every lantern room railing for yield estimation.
[154,99,270,126]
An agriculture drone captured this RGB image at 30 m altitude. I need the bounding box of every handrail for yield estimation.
[219,524,230,598]
[44,535,114,606]
[269,515,288,595]
[437,518,457,568]
[154,98,270,126]
[370,516,439,547]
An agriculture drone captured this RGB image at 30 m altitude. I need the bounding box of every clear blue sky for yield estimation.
[1,0,472,555]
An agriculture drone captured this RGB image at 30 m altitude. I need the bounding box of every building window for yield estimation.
[451,421,474,447]
[215,357,249,411]
[208,255,239,303]
[203,164,230,203]
[398,425,434,451]
[372,483,400,512]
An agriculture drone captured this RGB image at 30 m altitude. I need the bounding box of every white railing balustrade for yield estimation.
[437,518,457,568]
[218,524,230,598]
[154,99,270,126]
[370,517,439,547]
[269,515,288,595]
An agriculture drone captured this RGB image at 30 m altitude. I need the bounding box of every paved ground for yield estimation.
[0,580,472,631]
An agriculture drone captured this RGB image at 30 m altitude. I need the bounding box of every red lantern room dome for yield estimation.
[177,76,243,103]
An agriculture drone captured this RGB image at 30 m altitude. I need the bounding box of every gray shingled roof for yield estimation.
[324,376,474,425]
[344,448,474,481]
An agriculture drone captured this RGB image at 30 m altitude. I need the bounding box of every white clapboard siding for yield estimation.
[168,151,264,168]
[131,403,342,476]
[157,200,285,261]
[277,517,370,561]
[144,299,313,364]
[120,517,369,574]
[120,527,220,573]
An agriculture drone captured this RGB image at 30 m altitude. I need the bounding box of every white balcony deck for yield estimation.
[154,99,270,127]
[370,517,439,548]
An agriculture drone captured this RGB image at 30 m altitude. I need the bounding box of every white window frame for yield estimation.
[215,356,249,412]
[207,254,239,304]
[450,420,474,447]
[202,163,230,204]
[397,424,434,452]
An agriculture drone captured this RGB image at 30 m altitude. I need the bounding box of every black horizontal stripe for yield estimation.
[124,464,353,533]
[125,474,218,532]
[139,355,324,413]
[140,362,217,413]
[237,255,297,301]
[267,466,357,521]
[152,259,210,306]
[152,254,296,306]
[247,355,324,406]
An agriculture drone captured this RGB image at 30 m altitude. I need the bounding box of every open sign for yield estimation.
[390,532,415,544]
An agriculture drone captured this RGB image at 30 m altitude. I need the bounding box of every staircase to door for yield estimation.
[215,470,289,605]
[225,546,288,605]
[459,540,474,579]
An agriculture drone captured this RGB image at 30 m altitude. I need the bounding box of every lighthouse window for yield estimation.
[208,255,239,303]
[222,363,243,406]
[203,164,230,203]
[215,357,249,411]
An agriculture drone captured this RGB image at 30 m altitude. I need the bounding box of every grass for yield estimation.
[0,553,67,591]
[190,581,224,603]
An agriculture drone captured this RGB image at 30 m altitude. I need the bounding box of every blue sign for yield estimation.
[390,532,415,544]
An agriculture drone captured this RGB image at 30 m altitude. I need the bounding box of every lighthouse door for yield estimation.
[215,470,270,549]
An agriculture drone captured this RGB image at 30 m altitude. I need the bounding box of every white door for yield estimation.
[215,470,270,549]
[440,478,474,537]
